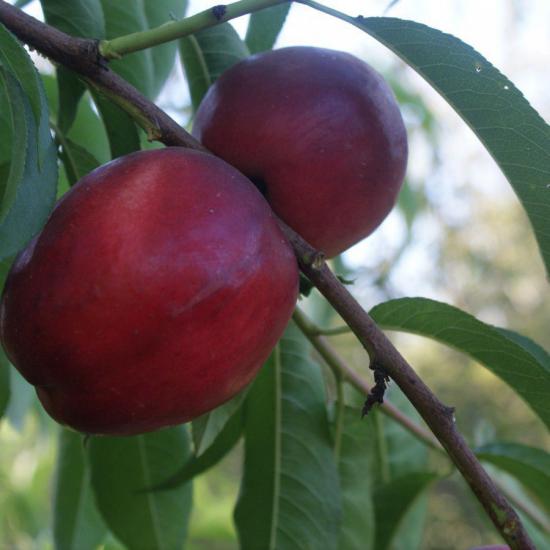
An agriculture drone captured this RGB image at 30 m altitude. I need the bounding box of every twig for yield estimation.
[285,227,533,549]
[294,310,550,534]
[0,2,534,548]
[292,308,444,453]
[99,0,288,59]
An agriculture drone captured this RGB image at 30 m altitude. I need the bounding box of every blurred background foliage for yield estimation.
[1,0,549,548]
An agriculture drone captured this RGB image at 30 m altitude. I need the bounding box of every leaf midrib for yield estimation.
[269,344,282,550]
[137,436,165,550]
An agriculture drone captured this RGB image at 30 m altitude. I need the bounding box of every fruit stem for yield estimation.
[99,0,289,60]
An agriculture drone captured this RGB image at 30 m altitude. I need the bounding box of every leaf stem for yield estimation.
[314,324,352,336]
[296,0,358,28]
[99,0,289,59]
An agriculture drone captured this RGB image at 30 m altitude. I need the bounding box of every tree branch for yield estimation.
[99,0,289,59]
[294,308,550,534]
[292,307,444,454]
[0,2,534,548]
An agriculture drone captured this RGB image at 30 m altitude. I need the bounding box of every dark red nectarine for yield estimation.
[0,148,298,435]
[193,46,408,257]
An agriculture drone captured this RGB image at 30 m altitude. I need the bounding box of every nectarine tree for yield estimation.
[0,1,548,549]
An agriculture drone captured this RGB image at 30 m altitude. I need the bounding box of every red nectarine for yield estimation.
[193,46,408,257]
[0,148,298,435]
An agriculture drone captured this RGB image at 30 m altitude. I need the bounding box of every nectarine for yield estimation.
[0,148,298,435]
[193,46,408,257]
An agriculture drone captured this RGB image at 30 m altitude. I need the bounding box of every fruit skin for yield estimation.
[193,46,408,257]
[0,148,298,435]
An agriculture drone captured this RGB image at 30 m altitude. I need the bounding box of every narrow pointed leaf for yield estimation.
[373,472,437,550]
[337,401,378,550]
[100,0,187,99]
[0,69,57,259]
[55,70,86,134]
[42,75,111,165]
[92,93,141,159]
[382,385,429,478]
[54,429,107,550]
[192,387,247,456]
[370,298,550,429]
[373,386,433,550]
[154,406,243,491]
[89,426,193,550]
[180,23,249,112]
[143,0,189,90]
[389,494,430,550]
[58,138,100,186]
[0,92,11,166]
[334,14,550,276]
[335,375,431,550]
[234,324,341,550]
[245,4,291,53]
[40,0,104,39]
[40,0,105,132]
[0,23,42,128]
[476,442,550,513]
[518,511,550,549]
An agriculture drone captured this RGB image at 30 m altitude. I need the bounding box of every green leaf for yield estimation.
[381,386,429,479]
[58,137,100,186]
[153,406,243,491]
[337,400,378,550]
[100,0,187,98]
[5,364,35,432]
[41,0,104,38]
[143,0,188,91]
[192,387,247,456]
[352,17,550,277]
[56,70,87,134]
[373,472,437,550]
[518,510,550,549]
[53,429,107,550]
[371,386,433,550]
[0,88,12,167]
[0,348,10,420]
[40,0,105,132]
[476,442,550,513]
[0,70,57,260]
[370,298,550,429]
[234,324,341,550]
[0,23,42,129]
[89,426,193,550]
[180,23,249,112]
[245,4,291,54]
[92,92,141,159]
[335,384,432,550]
[42,75,111,165]
[389,494,429,550]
